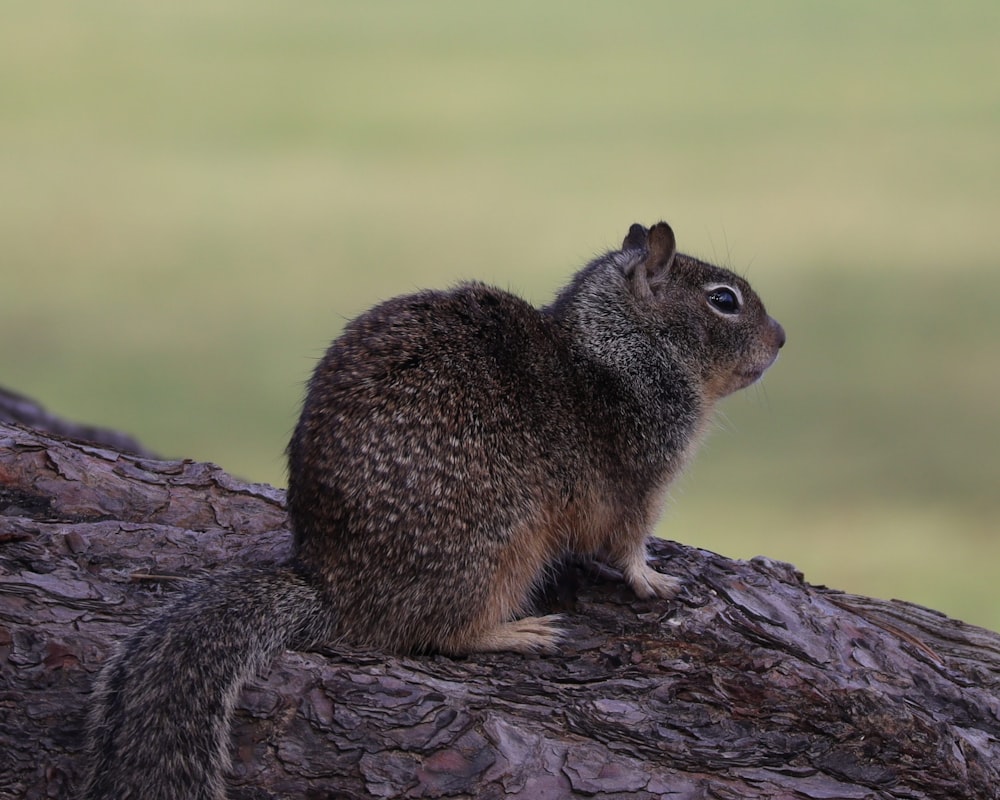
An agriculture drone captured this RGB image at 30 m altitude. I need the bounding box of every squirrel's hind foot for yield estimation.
[466,614,564,655]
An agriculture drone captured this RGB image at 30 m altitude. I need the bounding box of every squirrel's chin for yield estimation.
[729,371,763,394]
[731,352,780,392]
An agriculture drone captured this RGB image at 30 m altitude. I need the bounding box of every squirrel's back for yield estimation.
[287,282,628,653]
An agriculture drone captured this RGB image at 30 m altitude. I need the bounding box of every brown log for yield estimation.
[1,416,999,800]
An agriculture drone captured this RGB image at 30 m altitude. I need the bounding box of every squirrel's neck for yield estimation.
[543,268,710,477]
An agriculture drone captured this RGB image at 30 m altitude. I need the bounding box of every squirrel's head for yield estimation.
[622,221,786,401]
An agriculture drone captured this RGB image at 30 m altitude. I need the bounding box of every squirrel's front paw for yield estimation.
[628,564,681,600]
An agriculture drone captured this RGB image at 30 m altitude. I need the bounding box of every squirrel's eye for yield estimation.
[707,287,741,315]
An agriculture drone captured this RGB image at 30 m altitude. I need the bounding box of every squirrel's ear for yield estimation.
[646,222,677,270]
[622,223,649,250]
[629,221,676,301]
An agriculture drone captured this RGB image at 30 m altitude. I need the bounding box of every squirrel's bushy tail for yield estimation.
[81,566,334,800]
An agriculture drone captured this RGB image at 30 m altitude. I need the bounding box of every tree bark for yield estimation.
[1,412,999,800]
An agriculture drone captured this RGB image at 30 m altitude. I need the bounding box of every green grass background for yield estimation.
[3,2,999,629]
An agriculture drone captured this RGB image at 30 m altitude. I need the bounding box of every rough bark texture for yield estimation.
[1,415,999,800]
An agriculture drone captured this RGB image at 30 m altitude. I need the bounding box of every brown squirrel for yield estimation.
[82,221,785,799]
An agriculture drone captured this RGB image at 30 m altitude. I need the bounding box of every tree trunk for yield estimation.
[1,408,999,800]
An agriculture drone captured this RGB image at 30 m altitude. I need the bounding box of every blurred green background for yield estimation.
[3,2,998,629]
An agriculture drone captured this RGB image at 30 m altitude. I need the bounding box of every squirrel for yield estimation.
[81,221,785,799]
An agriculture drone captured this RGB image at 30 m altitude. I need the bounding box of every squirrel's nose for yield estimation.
[770,318,786,349]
